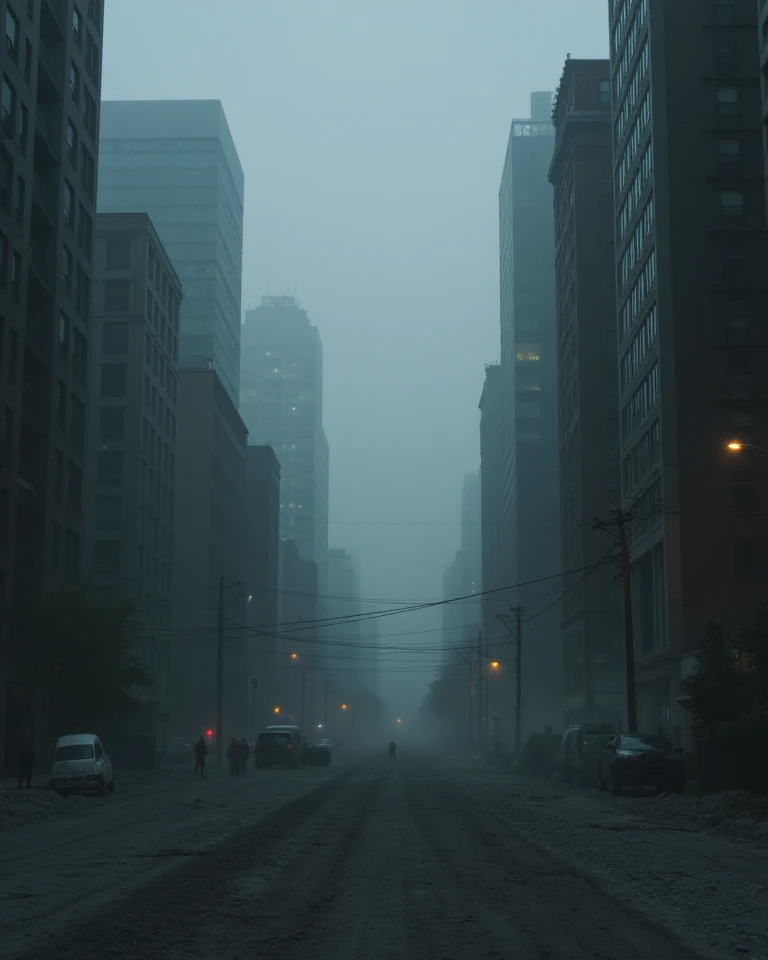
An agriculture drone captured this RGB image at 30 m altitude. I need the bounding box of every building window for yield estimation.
[76,266,89,319]
[77,204,92,256]
[717,86,738,115]
[8,328,17,381]
[100,362,127,398]
[721,190,743,216]
[95,496,122,531]
[98,405,125,442]
[18,103,27,154]
[725,299,749,343]
[66,461,82,517]
[69,62,80,102]
[10,251,20,300]
[104,279,130,312]
[66,121,78,166]
[516,343,541,362]
[5,9,19,63]
[0,153,10,212]
[713,1,736,24]
[97,450,123,486]
[72,5,81,46]
[106,238,131,270]
[64,529,80,573]
[599,79,610,103]
[80,144,95,199]
[102,322,129,354]
[517,401,541,418]
[1,76,16,138]
[63,180,75,228]
[719,138,740,173]
[82,90,96,135]
[73,328,87,383]
[56,380,67,429]
[714,40,736,67]
[69,396,85,450]
[12,175,23,224]
[734,541,758,578]
[61,245,73,295]
[93,540,120,576]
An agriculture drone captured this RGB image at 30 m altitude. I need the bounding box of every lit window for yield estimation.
[516,344,540,362]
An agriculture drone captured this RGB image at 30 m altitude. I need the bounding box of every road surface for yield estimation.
[6,754,722,960]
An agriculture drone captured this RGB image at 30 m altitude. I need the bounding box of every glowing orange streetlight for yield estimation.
[396,718,402,724]
[727,442,743,452]
[341,703,348,711]
[273,706,281,715]
[490,661,500,670]
[290,652,298,660]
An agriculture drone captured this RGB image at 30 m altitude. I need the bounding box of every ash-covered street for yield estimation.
[3,755,765,960]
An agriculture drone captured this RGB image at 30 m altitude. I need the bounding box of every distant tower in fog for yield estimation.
[240,297,329,592]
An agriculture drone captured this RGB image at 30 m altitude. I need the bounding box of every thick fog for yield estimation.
[101,0,608,716]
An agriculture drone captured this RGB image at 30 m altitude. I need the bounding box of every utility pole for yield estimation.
[593,511,637,734]
[249,677,258,747]
[300,655,308,730]
[216,576,225,769]
[484,641,489,745]
[512,606,523,757]
[616,510,638,733]
[467,643,473,744]
[477,630,483,744]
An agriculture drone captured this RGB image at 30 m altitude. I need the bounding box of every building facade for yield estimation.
[609,0,768,740]
[84,212,181,733]
[96,100,244,407]
[240,296,329,593]
[498,91,562,738]
[549,58,624,728]
[759,0,768,211]
[244,443,281,731]
[171,369,248,741]
[0,0,103,766]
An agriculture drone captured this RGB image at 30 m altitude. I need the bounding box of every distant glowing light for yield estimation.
[341,704,348,711]
[490,661,500,669]
[273,706,281,714]
[396,718,402,724]
[290,652,298,660]
[727,441,743,451]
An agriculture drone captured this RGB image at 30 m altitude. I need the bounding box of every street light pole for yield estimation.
[216,576,225,769]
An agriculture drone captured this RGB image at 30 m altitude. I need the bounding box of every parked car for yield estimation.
[50,734,115,796]
[265,724,306,749]
[560,722,616,784]
[598,733,684,795]
[303,742,332,767]
[255,729,302,768]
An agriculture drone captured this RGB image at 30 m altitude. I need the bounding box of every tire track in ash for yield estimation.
[400,767,712,960]
[8,760,378,960]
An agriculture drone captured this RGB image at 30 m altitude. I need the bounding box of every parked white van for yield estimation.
[50,734,114,796]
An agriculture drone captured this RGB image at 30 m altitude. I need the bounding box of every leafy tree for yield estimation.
[680,618,741,732]
[17,585,153,734]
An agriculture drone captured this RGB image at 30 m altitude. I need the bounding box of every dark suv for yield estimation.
[598,733,684,794]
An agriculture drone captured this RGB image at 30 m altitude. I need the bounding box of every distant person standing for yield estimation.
[239,738,249,774]
[227,737,240,776]
[389,741,397,762]
[193,736,207,778]
[17,738,35,789]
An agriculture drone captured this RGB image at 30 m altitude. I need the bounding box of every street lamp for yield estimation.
[490,661,500,670]
[273,706,280,715]
[341,703,348,711]
[396,718,402,724]
[727,441,768,456]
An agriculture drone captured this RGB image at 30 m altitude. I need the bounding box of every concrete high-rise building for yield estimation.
[97,100,244,407]
[277,538,318,724]
[498,91,561,737]
[244,444,281,728]
[0,0,104,766]
[240,296,329,593]
[171,369,248,739]
[549,58,624,728]
[609,0,768,741]
[84,213,182,735]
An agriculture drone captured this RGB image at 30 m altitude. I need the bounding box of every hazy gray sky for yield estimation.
[102,0,608,711]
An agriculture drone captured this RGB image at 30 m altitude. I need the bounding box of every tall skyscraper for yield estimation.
[549,58,624,728]
[96,100,244,407]
[0,0,104,766]
[498,91,561,737]
[240,296,329,593]
[609,0,768,740]
[84,212,182,738]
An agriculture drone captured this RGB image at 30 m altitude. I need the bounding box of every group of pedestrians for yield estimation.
[227,737,250,776]
[192,736,252,778]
